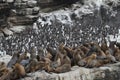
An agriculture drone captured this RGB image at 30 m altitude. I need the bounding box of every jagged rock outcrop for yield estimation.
[0,0,39,27]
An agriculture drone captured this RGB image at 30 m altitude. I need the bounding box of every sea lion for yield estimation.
[53,64,71,73]
[80,45,89,55]
[105,50,118,63]
[96,49,106,59]
[0,68,13,80]
[12,63,26,79]
[46,46,57,61]
[100,40,108,52]
[78,53,97,67]
[7,52,20,67]
[0,62,6,70]
[73,49,82,65]
[85,53,97,67]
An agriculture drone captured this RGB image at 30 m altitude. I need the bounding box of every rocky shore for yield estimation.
[21,62,120,80]
[1,54,120,80]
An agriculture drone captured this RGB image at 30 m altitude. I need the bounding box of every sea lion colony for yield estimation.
[0,41,120,79]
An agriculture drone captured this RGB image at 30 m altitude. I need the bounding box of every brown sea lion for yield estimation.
[53,64,71,73]
[105,50,118,63]
[12,63,26,79]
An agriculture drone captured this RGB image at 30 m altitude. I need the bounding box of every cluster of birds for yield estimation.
[0,1,119,56]
[0,40,120,79]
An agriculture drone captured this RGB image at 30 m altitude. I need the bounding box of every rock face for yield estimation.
[0,0,39,28]
[0,1,120,55]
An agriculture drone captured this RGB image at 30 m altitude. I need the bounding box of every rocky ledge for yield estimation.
[1,55,120,80]
[22,63,120,80]
[0,54,120,80]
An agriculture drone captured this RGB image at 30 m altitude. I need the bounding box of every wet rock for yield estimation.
[27,0,37,7]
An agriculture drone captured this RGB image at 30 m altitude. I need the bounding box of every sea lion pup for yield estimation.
[12,63,26,79]
[78,53,97,67]
[7,51,20,68]
[105,50,118,63]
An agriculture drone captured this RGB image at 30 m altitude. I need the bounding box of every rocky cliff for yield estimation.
[0,0,120,54]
